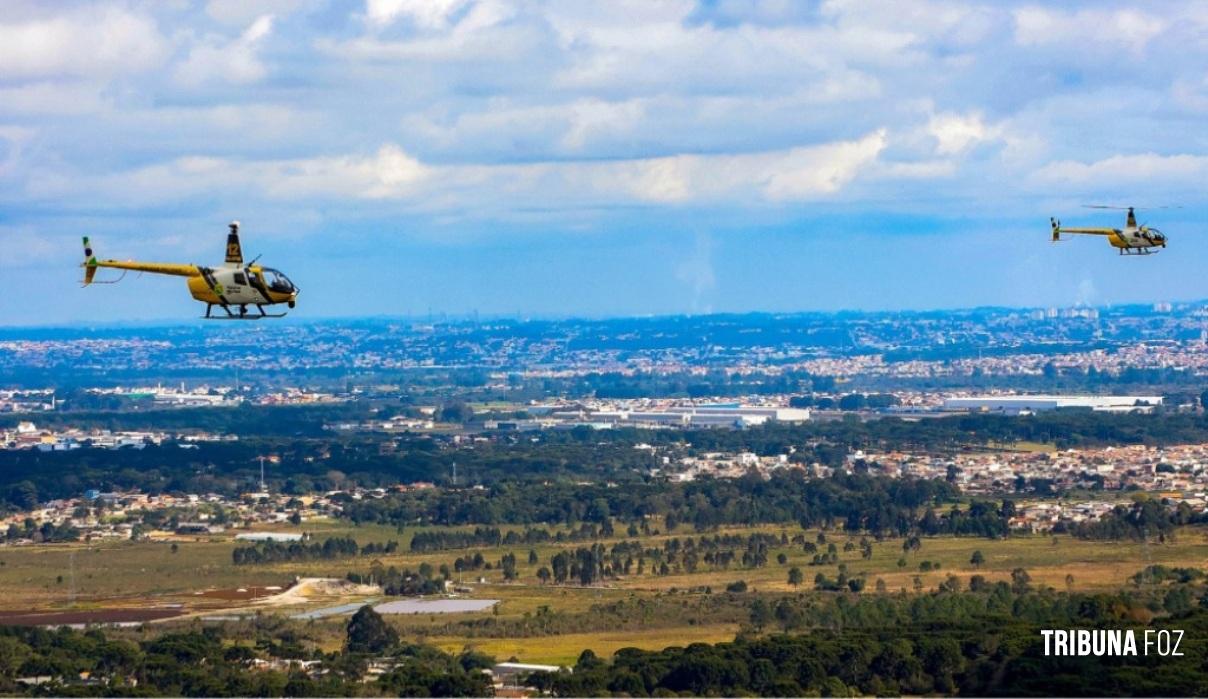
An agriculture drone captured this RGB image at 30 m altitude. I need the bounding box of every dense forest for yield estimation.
[339,472,959,535]
[536,580,1208,697]
[0,607,493,697]
[540,615,1208,697]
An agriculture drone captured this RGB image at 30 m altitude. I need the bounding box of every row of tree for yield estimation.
[232,536,399,566]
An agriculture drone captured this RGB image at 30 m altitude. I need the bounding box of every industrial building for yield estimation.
[942,395,1163,415]
[548,404,810,428]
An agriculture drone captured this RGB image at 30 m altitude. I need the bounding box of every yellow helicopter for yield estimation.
[1050,206,1169,255]
[82,221,299,319]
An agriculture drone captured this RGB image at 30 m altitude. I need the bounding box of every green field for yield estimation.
[3,519,1206,665]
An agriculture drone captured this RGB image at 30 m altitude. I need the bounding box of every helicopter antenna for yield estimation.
[82,269,128,286]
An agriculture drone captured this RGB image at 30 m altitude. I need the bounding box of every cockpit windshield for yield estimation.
[263,268,296,293]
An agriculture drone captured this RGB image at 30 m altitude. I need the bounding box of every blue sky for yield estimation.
[2,0,1208,325]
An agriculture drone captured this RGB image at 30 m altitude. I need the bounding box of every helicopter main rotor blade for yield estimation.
[1083,204,1181,211]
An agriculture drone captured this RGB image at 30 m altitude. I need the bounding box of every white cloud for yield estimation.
[3,0,1207,234]
[763,131,888,200]
[0,227,60,269]
[1013,7,1166,55]
[174,15,275,86]
[1031,152,1208,199]
[366,0,473,30]
[403,98,647,154]
[0,126,34,177]
[873,159,957,179]
[30,132,895,209]
[56,144,430,203]
[927,112,1000,156]
[1035,152,1208,183]
[0,7,168,80]
[0,82,108,115]
[562,99,645,150]
[205,0,311,26]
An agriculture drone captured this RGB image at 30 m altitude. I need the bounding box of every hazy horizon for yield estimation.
[0,295,1202,332]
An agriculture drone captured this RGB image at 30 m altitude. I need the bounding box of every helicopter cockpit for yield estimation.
[263,268,297,293]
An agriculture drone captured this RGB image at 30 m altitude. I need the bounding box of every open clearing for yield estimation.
[430,623,742,667]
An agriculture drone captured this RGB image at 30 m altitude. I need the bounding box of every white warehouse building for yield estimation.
[942,395,1163,415]
[550,405,810,428]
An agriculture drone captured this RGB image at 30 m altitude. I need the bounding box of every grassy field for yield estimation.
[430,624,742,666]
[3,518,1208,665]
[3,519,1206,604]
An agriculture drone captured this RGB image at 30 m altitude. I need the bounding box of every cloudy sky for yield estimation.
[2,0,1207,325]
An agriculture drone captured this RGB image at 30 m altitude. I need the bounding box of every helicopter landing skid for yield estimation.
[204,304,288,320]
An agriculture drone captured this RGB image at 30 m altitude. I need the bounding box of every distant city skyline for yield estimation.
[2,1,1207,325]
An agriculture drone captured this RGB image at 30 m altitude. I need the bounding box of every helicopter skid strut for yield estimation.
[204,303,287,320]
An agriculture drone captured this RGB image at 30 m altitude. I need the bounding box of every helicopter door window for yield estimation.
[233,272,247,285]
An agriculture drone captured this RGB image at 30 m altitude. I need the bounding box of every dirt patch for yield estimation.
[0,608,183,626]
[196,585,284,601]
[251,578,379,608]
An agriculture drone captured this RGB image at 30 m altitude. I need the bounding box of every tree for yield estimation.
[576,649,604,672]
[1010,567,1032,593]
[325,470,347,490]
[788,567,804,586]
[970,550,985,569]
[439,401,474,423]
[8,481,37,510]
[789,394,814,408]
[536,567,551,585]
[774,598,801,630]
[838,393,867,411]
[0,636,30,677]
[345,605,398,654]
[749,598,773,630]
[866,393,900,409]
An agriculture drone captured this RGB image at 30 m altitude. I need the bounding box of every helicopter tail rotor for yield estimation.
[81,236,98,286]
[1050,217,1061,242]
